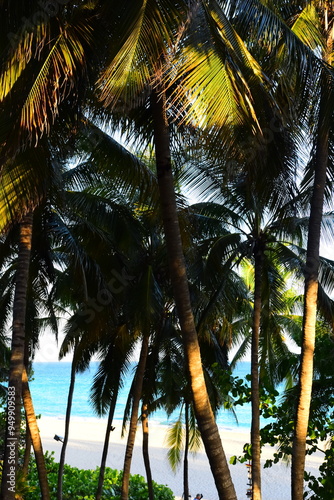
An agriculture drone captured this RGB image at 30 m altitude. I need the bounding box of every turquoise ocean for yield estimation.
[29,361,258,431]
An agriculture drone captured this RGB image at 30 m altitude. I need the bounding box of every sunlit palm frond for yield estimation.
[166,414,184,471]
[188,409,202,453]
[230,0,323,74]
[0,146,53,233]
[166,0,270,131]
[97,4,150,108]
[19,25,89,142]
[97,0,184,109]
[291,3,325,52]
[0,20,48,101]
[0,6,95,151]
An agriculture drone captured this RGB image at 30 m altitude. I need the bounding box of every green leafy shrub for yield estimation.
[25,452,174,500]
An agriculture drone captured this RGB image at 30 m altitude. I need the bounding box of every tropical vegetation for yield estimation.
[25,452,174,500]
[0,0,334,500]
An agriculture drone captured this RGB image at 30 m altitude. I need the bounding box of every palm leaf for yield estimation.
[166,0,269,130]
[0,9,95,148]
[97,0,185,109]
[75,119,159,206]
[20,27,87,140]
[166,414,184,472]
[0,145,53,233]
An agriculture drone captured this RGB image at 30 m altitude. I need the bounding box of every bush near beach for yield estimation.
[23,452,174,500]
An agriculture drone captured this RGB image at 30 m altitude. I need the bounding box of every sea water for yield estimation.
[29,361,257,431]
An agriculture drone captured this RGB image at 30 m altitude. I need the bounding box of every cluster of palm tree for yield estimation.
[0,1,334,500]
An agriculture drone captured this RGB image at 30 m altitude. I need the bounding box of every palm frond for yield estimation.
[97,0,185,109]
[166,414,184,472]
[166,0,270,131]
[76,120,159,206]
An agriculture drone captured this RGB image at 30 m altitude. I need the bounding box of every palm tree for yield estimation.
[90,335,136,500]
[0,112,153,496]
[61,308,138,500]
[0,152,66,499]
[1,148,55,498]
[0,212,34,500]
[21,365,50,500]
[0,152,62,499]
[291,5,334,497]
[0,140,81,498]
[56,340,93,500]
[118,255,171,500]
[0,1,99,489]
[166,403,201,500]
[52,171,149,499]
[188,170,334,500]
[95,2,285,496]
[218,3,333,497]
[120,336,150,500]
[156,346,201,500]
[1,3,330,500]
[0,0,97,156]
[141,402,155,500]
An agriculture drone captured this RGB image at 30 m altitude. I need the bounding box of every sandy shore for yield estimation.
[37,416,322,500]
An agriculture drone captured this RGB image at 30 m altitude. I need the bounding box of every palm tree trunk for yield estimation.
[141,403,154,500]
[57,356,76,500]
[95,385,119,500]
[151,85,237,500]
[291,68,329,500]
[22,414,31,477]
[121,335,149,500]
[0,213,33,500]
[183,402,190,500]
[251,249,263,500]
[22,367,50,499]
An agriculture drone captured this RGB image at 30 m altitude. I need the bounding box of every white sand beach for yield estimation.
[36,416,323,500]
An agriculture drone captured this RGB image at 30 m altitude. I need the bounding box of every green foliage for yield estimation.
[211,364,251,408]
[304,437,334,500]
[228,385,285,466]
[166,417,183,471]
[210,365,256,466]
[25,452,174,500]
[250,379,334,500]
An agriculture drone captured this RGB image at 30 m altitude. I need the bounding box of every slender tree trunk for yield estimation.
[57,356,76,500]
[95,385,119,500]
[22,341,31,479]
[183,403,190,500]
[251,249,263,500]
[141,403,154,500]
[0,213,33,500]
[22,367,50,499]
[151,85,237,500]
[22,414,31,477]
[291,67,329,500]
[121,335,149,500]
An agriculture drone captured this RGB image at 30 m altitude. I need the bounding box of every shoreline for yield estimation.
[36,416,322,500]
